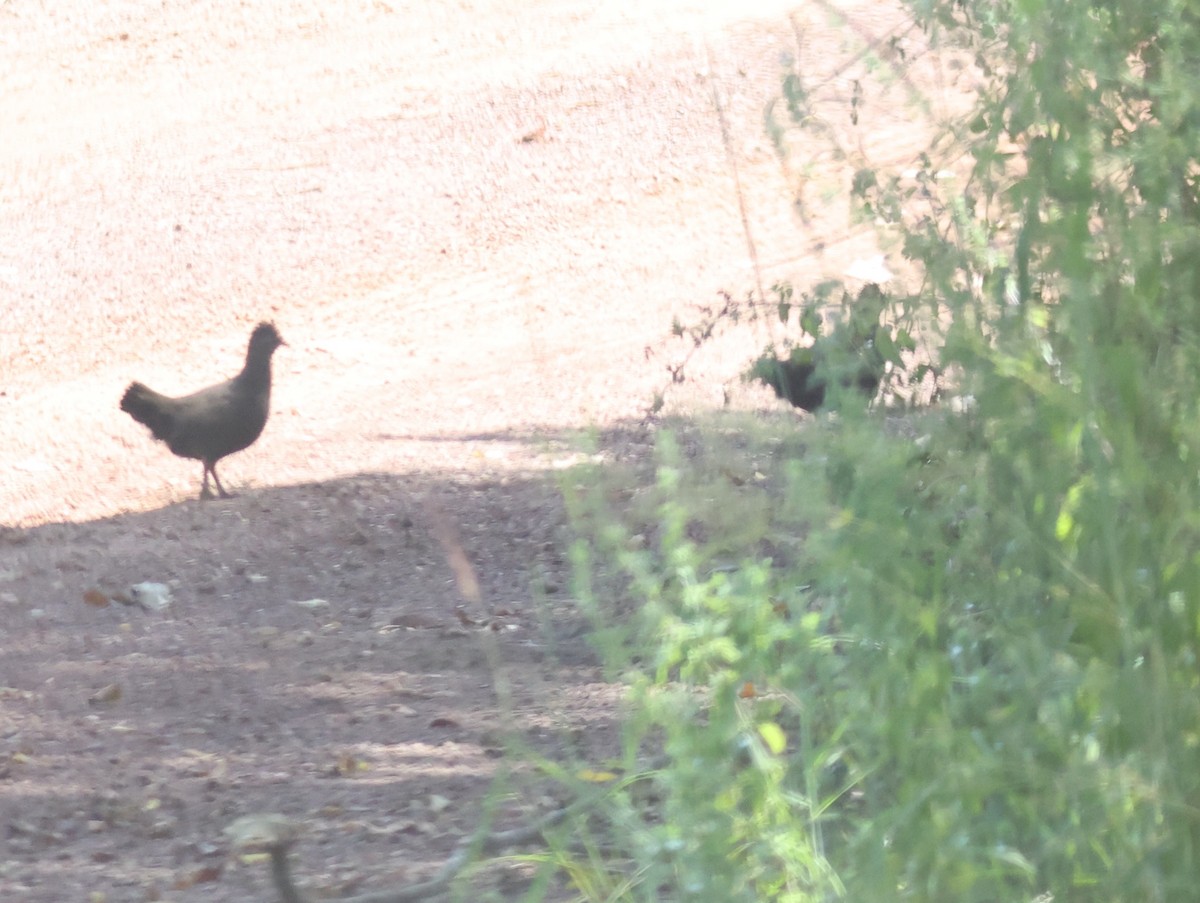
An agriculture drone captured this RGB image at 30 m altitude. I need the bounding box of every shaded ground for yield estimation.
[0,1,970,898]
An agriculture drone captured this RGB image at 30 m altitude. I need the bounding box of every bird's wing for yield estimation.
[154,381,241,457]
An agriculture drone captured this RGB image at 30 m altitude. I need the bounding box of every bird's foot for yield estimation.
[202,466,234,500]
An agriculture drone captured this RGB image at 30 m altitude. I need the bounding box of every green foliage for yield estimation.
[567,428,849,902]
[565,0,1200,900]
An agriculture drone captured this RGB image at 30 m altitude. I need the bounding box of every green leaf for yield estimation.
[800,306,822,337]
[782,73,808,123]
[758,722,787,755]
[873,329,902,366]
[812,280,842,302]
[852,168,878,197]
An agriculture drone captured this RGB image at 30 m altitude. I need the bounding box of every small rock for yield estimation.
[83,588,110,608]
[291,598,330,610]
[224,813,300,850]
[130,582,172,611]
[88,684,122,706]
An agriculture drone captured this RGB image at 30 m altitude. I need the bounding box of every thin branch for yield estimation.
[705,43,767,307]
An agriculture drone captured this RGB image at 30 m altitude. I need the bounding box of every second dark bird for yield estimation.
[120,322,286,500]
[749,345,884,412]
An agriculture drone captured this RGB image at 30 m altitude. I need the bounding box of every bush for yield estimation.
[567,0,1200,899]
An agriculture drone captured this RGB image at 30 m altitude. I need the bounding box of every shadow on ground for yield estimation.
[0,431,646,901]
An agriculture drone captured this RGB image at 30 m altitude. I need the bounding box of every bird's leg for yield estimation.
[199,464,216,501]
[209,464,233,499]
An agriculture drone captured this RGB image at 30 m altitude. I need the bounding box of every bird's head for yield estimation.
[249,322,286,356]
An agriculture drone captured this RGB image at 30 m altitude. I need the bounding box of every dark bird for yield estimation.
[747,283,890,412]
[120,322,286,500]
[748,344,884,413]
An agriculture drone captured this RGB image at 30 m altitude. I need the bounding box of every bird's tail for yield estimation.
[120,382,176,441]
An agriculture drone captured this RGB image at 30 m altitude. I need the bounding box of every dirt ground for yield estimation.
[0,2,971,899]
